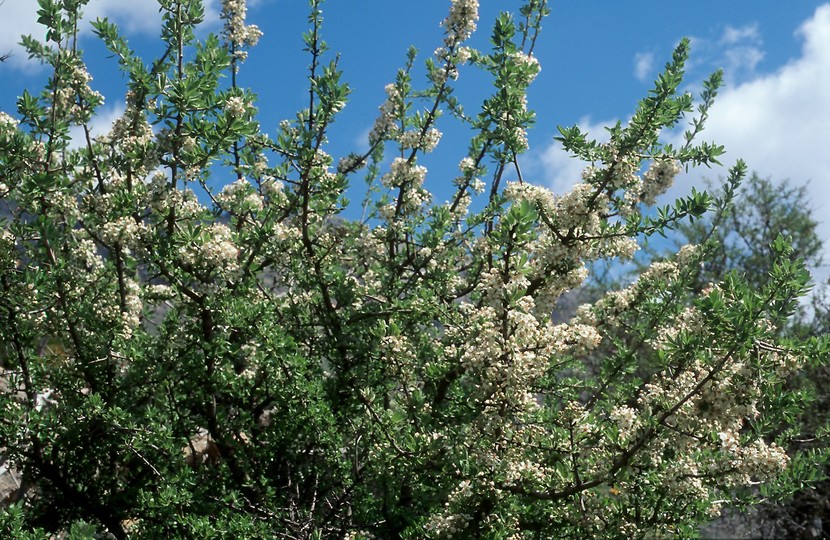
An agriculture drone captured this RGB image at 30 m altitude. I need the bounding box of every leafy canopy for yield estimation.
[0,0,827,538]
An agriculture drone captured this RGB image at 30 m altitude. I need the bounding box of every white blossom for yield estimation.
[0,112,19,130]
[441,0,479,46]
[641,158,682,205]
[369,83,401,143]
[381,158,427,189]
[225,96,248,118]
[221,0,263,63]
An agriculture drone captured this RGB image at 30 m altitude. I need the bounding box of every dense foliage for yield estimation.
[672,174,829,538]
[0,0,827,538]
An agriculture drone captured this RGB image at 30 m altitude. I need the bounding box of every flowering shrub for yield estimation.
[0,0,827,538]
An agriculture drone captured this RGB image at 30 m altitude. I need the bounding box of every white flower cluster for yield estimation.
[217,178,264,213]
[431,53,458,84]
[504,458,548,485]
[147,173,205,219]
[596,235,639,260]
[398,128,442,153]
[441,0,479,46]
[433,45,475,83]
[423,509,472,537]
[547,321,602,355]
[602,143,640,192]
[46,56,104,124]
[221,0,263,63]
[676,243,700,267]
[609,405,640,442]
[0,227,12,246]
[452,157,485,194]
[0,111,18,130]
[68,58,92,86]
[498,105,530,153]
[119,278,143,339]
[740,439,790,478]
[509,180,606,261]
[381,158,427,189]
[180,223,240,275]
[641,158,682,205]
[337,155,364,174]
[469,178,485,194]
[248,150,269,178]
[369,83,402,144]
[225,96,249,118]
[83,274,142,340]
[505,122,529,152]
[108,107,154,148]
[73,235,105,272]
[99,216,147,252]
[509,51,541,84]
[458,156,476,175]
[271,221,300,244]
[343,531,376,540]
[68,62,103,124]
[505,182,601,235]
[632,332,793,496]
[81,188,116,221]
[501,181,638,316]
[640,260,679,282]
[143,283,174,304]
[97,102,158,175]
[653,306,703,348]
[478,266,529,311]
[260,177,285,201]
[450,283,606,462]
[380,335,416,368]
[456,46,473,64]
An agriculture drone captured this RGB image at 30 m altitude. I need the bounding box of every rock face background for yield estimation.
[0,461,23,506]
[0,370,54,506]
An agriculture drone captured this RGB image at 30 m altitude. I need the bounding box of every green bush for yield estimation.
[0,0,826,538]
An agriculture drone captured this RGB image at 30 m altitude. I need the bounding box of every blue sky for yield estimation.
[2,1,829,274]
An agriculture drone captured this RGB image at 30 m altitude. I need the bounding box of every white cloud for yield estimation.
[686,22,765,86]
[85,0,222,33]
[633,51,654,82]
[80,0,165,35]
[674,5,830,207]
[533,5,830,282]
[721,23,761,45]
[548,6,830,203]
[0,0,221,70]
[532,19,773,197]
[721,45,765,81]
[674,4,830,281]
[0,0,50,70]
